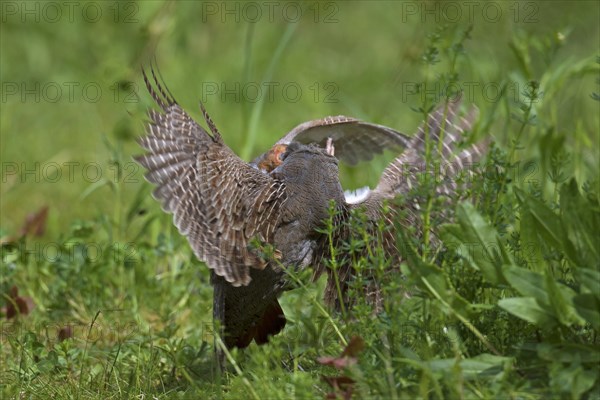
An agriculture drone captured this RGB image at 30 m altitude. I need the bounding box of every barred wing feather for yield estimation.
[275,116,412,165]
[135,68,286,287]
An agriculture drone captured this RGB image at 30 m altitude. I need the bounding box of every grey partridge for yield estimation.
[135,67,487,350]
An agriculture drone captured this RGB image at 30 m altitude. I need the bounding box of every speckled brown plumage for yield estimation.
[135,67,487,351]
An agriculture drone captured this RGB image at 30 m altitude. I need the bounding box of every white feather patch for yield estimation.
[344,186,371,204]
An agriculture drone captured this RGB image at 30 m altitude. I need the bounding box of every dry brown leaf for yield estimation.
[4,285,35,319]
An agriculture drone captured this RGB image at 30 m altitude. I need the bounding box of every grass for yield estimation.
[1,1,599,399]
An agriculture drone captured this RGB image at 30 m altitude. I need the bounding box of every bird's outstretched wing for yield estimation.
[319,98,488,311]
[274,116,412,165]
[351,97,487,206]
[134,68,287,287]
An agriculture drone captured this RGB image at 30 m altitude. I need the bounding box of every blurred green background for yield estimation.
[1,0,598,236]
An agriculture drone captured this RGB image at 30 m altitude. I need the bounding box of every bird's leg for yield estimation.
[326,137,335,156]
[211,271,227,373]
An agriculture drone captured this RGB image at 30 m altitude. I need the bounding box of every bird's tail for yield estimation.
[212,271,286,352]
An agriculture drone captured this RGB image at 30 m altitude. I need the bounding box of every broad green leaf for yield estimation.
[458,354,513,378]
[498,297,558,328]
[425,354,512,379]
[440,203,509,285]
[537,343,600,363]
[573,294,600,330]
[503,265,549,304]
[515,187,579,265]
[549,361,599,399]
[571,368,598,399]
[505,263,585,327]
[518,207,544,272]
[514,187,562,249]
[545,271,584,326]
[515,188,563,249]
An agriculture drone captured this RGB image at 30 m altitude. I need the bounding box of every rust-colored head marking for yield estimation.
[257,144,288,172]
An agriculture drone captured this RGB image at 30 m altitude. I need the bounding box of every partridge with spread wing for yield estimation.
[135,68,486,349]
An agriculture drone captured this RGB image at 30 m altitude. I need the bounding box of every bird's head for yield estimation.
[257,144,288,172]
